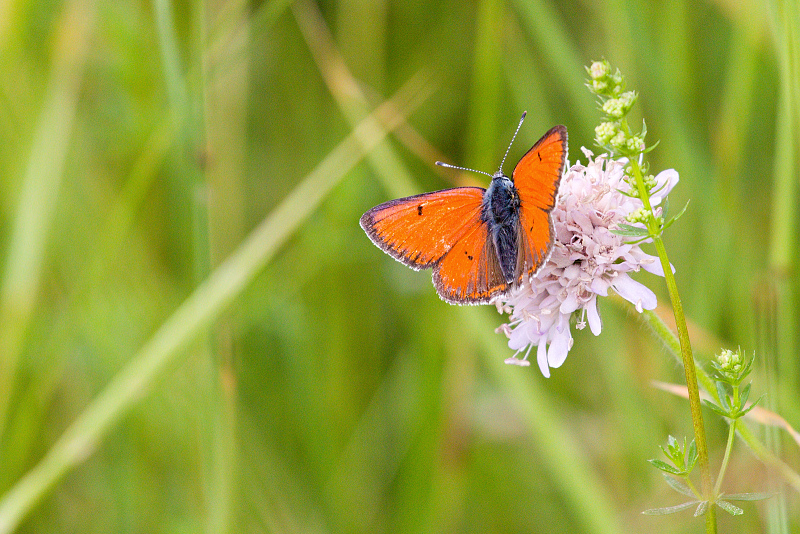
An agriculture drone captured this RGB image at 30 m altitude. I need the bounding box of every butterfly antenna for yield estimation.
[498,111,527,174]
[435,161,493,178]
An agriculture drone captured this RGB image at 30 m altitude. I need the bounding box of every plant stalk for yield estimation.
[629,158,717,532]
[714,419,737,497]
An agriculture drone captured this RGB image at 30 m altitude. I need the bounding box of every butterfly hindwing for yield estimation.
[433,220,508,305]
[511,125,567,281]
[359,187,486,270]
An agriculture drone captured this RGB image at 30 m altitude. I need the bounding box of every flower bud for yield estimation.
[590,60,611,79]
[595,121,618,144]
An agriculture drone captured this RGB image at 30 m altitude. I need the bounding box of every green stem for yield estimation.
[714,419,736,497]
[629,159,716,532]
[684,476,702,500]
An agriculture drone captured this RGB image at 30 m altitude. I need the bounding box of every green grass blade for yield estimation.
[0,0,93,441]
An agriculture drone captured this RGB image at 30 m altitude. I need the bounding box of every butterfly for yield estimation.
[360,112,567,305]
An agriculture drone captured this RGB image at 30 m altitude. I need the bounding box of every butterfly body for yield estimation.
[360,121,567,305]
[482,173,521,284]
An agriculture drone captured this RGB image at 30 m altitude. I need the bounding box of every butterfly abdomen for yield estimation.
[483,175,521,284]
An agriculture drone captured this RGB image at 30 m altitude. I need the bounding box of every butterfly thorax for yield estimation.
[483,174,520,284]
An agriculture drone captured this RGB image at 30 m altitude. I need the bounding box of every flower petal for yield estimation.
[586,296,602,335]
[547,325,572,369]
[638,255,675,276]
[650,169,679,205]
[612,273,657,311]
[537,341,550,378]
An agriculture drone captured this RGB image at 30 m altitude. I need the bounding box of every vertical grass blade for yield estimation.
[0,0,93,441]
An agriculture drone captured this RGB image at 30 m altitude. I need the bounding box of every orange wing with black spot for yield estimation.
[432,219,507,304]
[511,125,567,282]
[359,187,507,304]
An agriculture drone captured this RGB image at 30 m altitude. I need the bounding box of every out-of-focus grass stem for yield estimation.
[0,0,93,443]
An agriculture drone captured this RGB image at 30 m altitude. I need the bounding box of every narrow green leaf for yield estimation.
[716,382,731,412]
[641,140,661,155]
[741,354,755,377]
[620,235,653,246]
[641,501,699,515]
[716,500,743,515]
[694,501,709,517]
[740,394,767,416]
[611,223,650,237]
[662,200,690,231]
[722,492,777,501]
[686,440,698,471]
[740,383,752,406]
[702,400,729,418]
[662,474,696,497]
[648,459,681,475]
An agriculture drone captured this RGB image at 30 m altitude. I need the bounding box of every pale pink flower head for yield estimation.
[496,148,678,377]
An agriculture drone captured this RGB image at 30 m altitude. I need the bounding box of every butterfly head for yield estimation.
[435,112,528,183]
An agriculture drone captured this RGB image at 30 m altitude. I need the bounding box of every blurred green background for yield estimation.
[0,0,798,532]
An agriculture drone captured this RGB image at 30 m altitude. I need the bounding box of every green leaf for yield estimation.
[662,474,696,497]
[740,382,751,406]
[741,353,755,377]
[642,139,661,153]
[671,199,689,219]
[641,501,699,515]
[648,459,681,475]
[716,500,743,515]
[667,435,678,449]
[621,235,654,245]
[722,492,777,501]
[661,204,689,231]
[703,399,729,417]
[686,440,698,470]
[611,223,650,237]
[740,394,766,416]
[694,500,710,517]
[717,381,731,413]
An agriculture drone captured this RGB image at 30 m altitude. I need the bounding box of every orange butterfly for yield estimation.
[360,113,567,305]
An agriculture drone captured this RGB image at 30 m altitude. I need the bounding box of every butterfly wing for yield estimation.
[432,220,508,304]
[511,125,567,282]
[360,187,487,269]
[360,187,508,304]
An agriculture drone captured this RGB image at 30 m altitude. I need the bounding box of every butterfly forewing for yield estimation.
[511,125,567,281]
[512,125,567,208]
[359,187,486,269]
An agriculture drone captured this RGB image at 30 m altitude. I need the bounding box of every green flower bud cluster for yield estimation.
[704,349,762,420]
[586,60,648,159]
[711,348,752,387]
[626,207,662,226]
